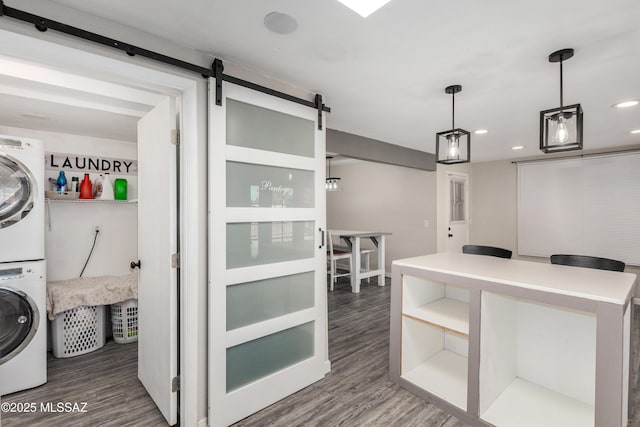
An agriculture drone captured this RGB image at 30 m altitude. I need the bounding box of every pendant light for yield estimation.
[436,85,470,164]
[540,48,583,153]
[325,156,342,191]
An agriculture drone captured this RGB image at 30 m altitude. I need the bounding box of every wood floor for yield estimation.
[1,339,165,427]
[234,277,466,426]
[2,277,639,426]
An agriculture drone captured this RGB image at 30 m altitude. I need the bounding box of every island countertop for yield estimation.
[393,252,636,305]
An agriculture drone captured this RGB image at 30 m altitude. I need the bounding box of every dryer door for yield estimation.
[0,154,36,229]
[0,286,39,365]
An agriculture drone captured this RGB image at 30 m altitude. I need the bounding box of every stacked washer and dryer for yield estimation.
[0,135,47,396]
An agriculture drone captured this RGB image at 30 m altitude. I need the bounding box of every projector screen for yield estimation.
[517,152,640,266]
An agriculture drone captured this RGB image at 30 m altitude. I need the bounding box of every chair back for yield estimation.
[328,231,344,256]
[462,245,512,259]
[328,231,335,255]
[550,254,625,272]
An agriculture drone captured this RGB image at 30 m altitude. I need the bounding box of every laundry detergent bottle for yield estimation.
[99,173,115,200]
[79,174,93,199]
[56,171,67,193]
[93,173,104,198]
[114,178,127,200]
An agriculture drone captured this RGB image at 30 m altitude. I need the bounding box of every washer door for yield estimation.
[0,287,39,365]
[0,154,36,229]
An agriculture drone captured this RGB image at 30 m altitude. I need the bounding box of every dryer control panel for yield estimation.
[0,262,44,281]
[0,267,24,280]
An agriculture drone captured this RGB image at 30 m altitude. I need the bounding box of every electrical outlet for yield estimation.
[94,225,101,233]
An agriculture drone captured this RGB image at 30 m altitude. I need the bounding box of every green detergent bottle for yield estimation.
[114,178,128,200]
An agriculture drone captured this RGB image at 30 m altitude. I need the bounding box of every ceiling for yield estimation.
[0,55,162,142]
[4,0,640,160]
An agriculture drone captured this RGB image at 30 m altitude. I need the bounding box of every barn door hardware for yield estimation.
[210,57,330,129]
[0,1,330,124]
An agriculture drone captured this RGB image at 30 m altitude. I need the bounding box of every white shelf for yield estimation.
[403,298,469,336]
[46,198,136,204]
[481,378,594,427]
[402,349,468,410]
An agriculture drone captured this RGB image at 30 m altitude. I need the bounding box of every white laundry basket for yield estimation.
[51,305,106,358]
[111,299,138,344]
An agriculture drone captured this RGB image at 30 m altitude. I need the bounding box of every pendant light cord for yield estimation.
[559,59,564,109]
[451,91,456,129]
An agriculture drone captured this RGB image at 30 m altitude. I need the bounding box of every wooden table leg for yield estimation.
[352,237,361,293]
[378,235,385,286]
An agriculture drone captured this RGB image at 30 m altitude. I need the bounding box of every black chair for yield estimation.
[550,254,625,272]
[462,245,512,259]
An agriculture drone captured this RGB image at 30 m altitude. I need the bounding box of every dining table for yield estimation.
[330,230,392,293]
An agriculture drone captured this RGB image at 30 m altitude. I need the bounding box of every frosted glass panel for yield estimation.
[450,179,465,222]
[227,221,315,269]
[227,162,314,208]
[227,272,314,330]
[226,322,314,392]
[226,98,315,157]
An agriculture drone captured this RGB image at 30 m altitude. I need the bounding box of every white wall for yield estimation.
[467,160,516,253]
[0,126,138,282]
[326,159,437,273]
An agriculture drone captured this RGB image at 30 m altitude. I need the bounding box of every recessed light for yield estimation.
[336,0,393,17]
[613,100,639,108]
[264,12,298,35]
[631,129,640,134]
[512,146,525,150]
[474,129,488,135]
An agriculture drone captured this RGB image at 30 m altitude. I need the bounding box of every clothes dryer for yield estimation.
[0,260,47,395]
[0,135,45,263]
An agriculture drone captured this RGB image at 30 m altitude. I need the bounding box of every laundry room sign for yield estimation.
[45,152,138,175]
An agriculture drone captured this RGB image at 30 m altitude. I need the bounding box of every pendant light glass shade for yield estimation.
[540,49,583,153]
[436,85,470,164]
[325,156,342,192]
[325,177,342,191]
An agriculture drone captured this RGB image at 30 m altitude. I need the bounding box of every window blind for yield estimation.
[517,152,640,266]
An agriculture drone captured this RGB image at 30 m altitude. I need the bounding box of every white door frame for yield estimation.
[0,28,205,426]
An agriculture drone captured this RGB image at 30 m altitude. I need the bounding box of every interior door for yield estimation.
[209,81,329,426]
[136,97,178,425]
[446,172,469,253]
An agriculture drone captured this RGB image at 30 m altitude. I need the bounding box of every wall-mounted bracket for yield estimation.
[213,58,224,106]
[35,18,47,32]
[315,94,323,130]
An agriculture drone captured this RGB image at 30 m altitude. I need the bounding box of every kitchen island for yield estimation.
[389,252,636,427]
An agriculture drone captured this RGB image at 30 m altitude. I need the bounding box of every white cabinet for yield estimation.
[390,253,635,427]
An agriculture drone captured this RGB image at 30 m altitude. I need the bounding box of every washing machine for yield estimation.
[0,260,46,395]
[0,135,45,264]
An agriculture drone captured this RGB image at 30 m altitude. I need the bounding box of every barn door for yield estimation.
[208,81,329,426]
